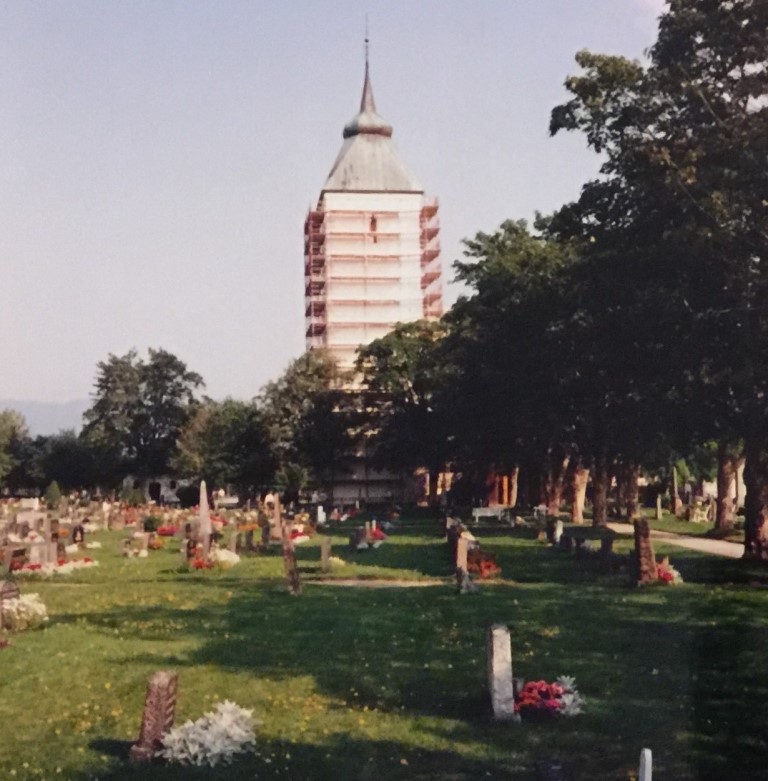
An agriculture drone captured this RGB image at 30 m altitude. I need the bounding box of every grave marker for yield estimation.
[277,496,302,595]
[638,748,652,781]
[487,624,519,721]
[633,519,657,585]
[129,671,178,762]
[0,580,20,630]
[320,536,332,573]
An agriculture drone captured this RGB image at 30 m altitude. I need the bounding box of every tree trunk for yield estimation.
[508,466,519,508]
[624,461,640,520]
[545,450,570,515]
[428,470,440,508]
[715,441,738,531]
[742,433,768,560]
[571,467,590,525]
[592,452,609,528]
[671,466,684,517]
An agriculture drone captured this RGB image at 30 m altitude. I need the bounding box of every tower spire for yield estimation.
[361,20,376,113]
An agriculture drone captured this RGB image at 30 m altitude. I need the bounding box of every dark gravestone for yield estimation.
[560,534,574,553]
[0,580,20,630]
[545,519,556,544]
[600,536,614,557]
[129,671,178,762]
[633,518,657,585]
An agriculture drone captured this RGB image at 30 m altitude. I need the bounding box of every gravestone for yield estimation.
[487,624,519,721]
[455,536,469,572]
[316,505,326,526]
[560,534,574,553]
[637,748,653,781]
[228,532,238,553]
[655,495,663,521]
[0,579,20,630]
[639,748,652,781]
[320,536,332,573]
[364,521,372,542]
[554,520,564,544]
[633,519,657,585]
[276,497,301,596]
[129,671,178,762]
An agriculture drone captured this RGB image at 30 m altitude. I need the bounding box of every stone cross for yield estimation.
[320,536,332,573]
[129,671,178,762]
[487,624,519,721]
[638,748,652,781]
[633,519,657,585]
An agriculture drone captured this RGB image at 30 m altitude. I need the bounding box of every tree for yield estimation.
[82,348,204,479]
[0,409,29,488]
[258,349,351,495]
[357,320,450,506]
[174,399,275,500]
[550,1,768,547]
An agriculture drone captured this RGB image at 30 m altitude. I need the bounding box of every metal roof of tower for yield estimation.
[323,59,423,194]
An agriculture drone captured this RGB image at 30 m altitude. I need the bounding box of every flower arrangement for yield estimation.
[191,558,214,570]
[210,548,240,569]
[157,526,179,537]
[12,558,98,576]
[159,701,259,767]
[657,556,684,584]
[0,593,48,632]
[514,676,585,720]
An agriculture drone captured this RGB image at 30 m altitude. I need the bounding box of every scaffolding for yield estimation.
[304,198,442,363]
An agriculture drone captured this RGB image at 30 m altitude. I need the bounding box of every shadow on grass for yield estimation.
[84,735,519,781]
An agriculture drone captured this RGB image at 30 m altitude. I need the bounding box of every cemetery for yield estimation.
[1,491,767,780]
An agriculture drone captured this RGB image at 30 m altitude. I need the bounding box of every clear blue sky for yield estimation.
[1,0,664,403]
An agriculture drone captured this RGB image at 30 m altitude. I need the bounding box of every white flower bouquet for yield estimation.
[210,548,240,569]
[160,701,259,767]
[0,593,48,632]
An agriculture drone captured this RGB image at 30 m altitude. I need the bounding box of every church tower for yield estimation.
[304,54,442,370]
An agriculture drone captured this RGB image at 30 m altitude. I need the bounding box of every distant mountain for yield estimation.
[0,399,90,436]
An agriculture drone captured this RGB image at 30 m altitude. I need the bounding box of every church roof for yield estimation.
[323,62,423,194]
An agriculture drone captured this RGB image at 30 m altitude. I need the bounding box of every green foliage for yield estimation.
[175,483,199,509]
[120,485,144,507]
[44,480,61,509]
[0,409,29,487]
[174,399,275,500]
[82,348,204,481]
[142,515,160,533]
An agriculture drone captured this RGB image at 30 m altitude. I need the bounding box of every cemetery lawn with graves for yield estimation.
[3,514,768,781]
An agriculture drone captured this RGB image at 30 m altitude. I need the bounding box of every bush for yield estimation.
[176,484,199,509]
[120,486,144,507]
[44,481,62,510]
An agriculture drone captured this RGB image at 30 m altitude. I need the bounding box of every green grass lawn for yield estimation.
[2,518,768,780]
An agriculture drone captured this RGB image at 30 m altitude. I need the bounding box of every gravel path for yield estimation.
[607,523,744,559]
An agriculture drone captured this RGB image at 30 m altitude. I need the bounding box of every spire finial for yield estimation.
[364,14,369,70]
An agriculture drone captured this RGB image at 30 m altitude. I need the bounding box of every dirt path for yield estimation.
[303,578,449,588]
[607,523,744,559]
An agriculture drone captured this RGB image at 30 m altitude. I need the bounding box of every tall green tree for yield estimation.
[551,0,767,547]
[82,348,203,479]
[357,320,450,506]
[0,410,29,488]
[174,399,275,500]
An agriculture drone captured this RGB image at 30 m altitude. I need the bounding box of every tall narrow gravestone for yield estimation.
[320,536,332,573]
[487,624,519,721]
[276,496,302,596]
[638,748,652,781]
[129,671,178,762]
[633,519,657,585]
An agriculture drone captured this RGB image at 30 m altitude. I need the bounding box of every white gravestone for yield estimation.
[487,624,519,721]
[639,748,652,781]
